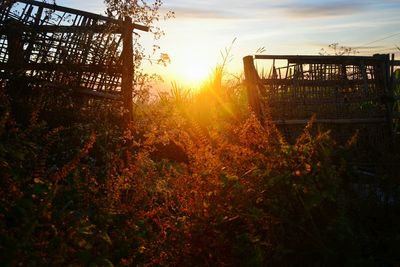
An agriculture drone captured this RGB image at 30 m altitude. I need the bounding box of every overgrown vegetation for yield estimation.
[1,58,400,266]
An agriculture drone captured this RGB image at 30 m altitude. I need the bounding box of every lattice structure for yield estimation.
[244,54,400,143]
[0,0,148,117]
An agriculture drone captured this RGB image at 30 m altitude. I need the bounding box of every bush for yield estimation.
[1,79,400,266]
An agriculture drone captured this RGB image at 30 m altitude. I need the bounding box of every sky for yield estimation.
[59,0,400,88]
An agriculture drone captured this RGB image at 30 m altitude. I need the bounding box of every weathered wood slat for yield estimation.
[390,60,400,66]
[13,0,149,32]
[121,16,134,121]
[0,24,124,34]
[260,78,377,86]
[255,55,388,65]
[75,88,121,100]
[0,62,122,73]
[265,98,382,106]
[243,55,263,121]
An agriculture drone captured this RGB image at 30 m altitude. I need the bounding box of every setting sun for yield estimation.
[152,47,218,88]
[178,60,211,86]
[165,49,217,87]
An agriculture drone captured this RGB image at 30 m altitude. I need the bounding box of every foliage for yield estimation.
[1,66,400,266]
[103,0,174,102]
[320,42,359,56]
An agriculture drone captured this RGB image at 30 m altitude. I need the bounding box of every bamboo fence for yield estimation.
[0,0,149,120]
[244,54,400,144]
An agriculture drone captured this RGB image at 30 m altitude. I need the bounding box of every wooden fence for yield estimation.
[0,0,149,120]
[244,54,400,144]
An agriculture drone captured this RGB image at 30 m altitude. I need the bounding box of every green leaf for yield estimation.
[79,224,96,235]
[100,232,112,245]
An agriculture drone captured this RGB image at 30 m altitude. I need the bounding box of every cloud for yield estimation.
[166,6,239,19]
[165,1,373,21]
[354,45,386,50]
[275,1,368,19]
[162,0,400,26]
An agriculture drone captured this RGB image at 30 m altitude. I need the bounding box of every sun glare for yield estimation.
[178,61,211,86]
[166,50,215,87]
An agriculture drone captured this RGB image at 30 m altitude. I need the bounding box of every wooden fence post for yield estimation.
[4,18,25,99]
[374,54,394,144]
[122,16,134,122]
[5,19,24,67]
[243,55,263,123]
